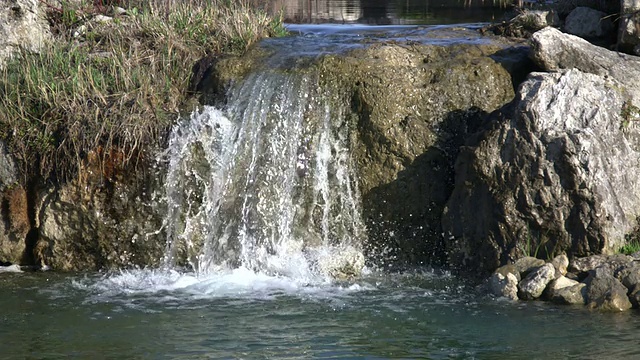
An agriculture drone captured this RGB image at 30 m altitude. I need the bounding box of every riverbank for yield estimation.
[0,0,286,184]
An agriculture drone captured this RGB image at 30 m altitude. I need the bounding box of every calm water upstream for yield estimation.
[3,3,639,360]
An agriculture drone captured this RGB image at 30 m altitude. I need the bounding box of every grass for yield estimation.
[0,0,286,184]
[620,240,640,255]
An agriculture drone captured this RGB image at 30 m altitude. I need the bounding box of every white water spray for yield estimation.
[161,71,366,282]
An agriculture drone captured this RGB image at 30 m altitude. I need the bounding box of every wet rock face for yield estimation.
[443,60,640,275]
[0,141,27,265]
[443,27,640,276]
[35,164,166,271]
[319,40,524,267]
[0,0,51,68]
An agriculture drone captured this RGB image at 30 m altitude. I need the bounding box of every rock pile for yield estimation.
[488,254,640,312]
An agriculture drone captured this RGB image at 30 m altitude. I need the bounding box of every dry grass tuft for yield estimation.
[0,0,286,184]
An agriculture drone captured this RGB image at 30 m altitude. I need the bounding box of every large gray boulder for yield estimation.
[619,0,640,55]
[531,26,640,104]
[564,7,613,39]
[585,270,633,311]
[443,65,640,274]
[0,0,51,68]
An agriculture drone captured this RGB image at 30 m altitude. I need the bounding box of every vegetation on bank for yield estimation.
[0,0,286,183]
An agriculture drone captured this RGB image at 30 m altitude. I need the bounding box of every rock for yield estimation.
[495,263,521,282]
[514,257,544,276]
[617,262,640,289]
[0,141,26,265]
[569,255,608,274]
[531,27,640,104]
[0,141,17,188]
[0,185,30,265]
[0,0,51,68]
[112,7,127,16]
[518,263,555,300]
[489,272,519,300]
[485,10,560,38]
[92,14,112,23]
[570,254,633,276]
[550,254,569,278]
[317,32,525,268]
[551,282,587,305]
[442,66,640,275]
[629,284,640,307]
[564,7,613,39]
[35,164,166,271]
[545,275,579,300]
[618,0,640,55]
[585,271,633,311]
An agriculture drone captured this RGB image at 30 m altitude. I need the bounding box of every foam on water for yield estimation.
[159,69,366,285]
[0,264,22,273]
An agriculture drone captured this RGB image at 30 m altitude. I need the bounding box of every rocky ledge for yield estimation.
[489,253,640,312]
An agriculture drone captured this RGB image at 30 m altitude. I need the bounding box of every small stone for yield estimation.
[93,15,113,23]
[515,256,545,277]
[489,272,519,301]
[494,264,521,282]
[551,282,587,305]
[550,254,568,278]
[544,275,579,300]
[518,263,555,300]
[113,6,127,16]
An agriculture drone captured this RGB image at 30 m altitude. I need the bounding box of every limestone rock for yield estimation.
[518,263,555,300]
[570,254,633,277]
[317,33,524,267]
[443,66,640,275]
[0,141,17,188]
[0,0,52,68]
[551,282,587,305]
[564,7,613,39]
[495,263,521,282]
[0,185,30,264]
[486,10,560,38]
[514,257,544,276]
[617,262,640,289]
[489,272,519,301]
[545,275,579,300]
[35,171,166,271]
[585,271,633,311]
[618,0,640,55]
[550,254,569,278]
[531,27,640,104]
[628,284,640,307]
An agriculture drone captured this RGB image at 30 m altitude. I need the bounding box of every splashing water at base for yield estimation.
[160,69,366,284]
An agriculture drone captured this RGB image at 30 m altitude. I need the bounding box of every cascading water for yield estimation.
[161,67,366,282]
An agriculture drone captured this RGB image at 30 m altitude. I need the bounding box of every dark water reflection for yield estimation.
[269,0,512,25]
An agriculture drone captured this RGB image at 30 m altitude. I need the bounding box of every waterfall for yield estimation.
[161,68,366,281]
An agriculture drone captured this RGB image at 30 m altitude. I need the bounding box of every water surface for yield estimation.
[3,269,640,359]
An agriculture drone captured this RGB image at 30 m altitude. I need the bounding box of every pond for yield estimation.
[3,268,640,359]
[268,0,512,25]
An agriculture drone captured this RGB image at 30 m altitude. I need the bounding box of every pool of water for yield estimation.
[269,0,511,25]
[3,268,640,359]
